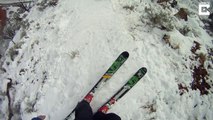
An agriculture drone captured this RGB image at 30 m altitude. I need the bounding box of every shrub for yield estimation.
[7,42,24,61]
[190,41,211,95]
[143,6,176,31]
[37,0,58,11]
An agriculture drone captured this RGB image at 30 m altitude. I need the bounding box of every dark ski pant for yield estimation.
[75,100,121,120]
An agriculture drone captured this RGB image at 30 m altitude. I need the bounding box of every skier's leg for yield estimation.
[105,113,121,120]
[74,100,93,120]
[93,111,106,120]
[93,111,121,120]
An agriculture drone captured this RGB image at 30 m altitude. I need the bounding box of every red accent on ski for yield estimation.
[99,105,109,113]
[99,98,116,113]
[109,98,116,105]
[84,93,93,103]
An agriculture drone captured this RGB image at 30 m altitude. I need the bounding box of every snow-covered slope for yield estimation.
[0,0,213,120]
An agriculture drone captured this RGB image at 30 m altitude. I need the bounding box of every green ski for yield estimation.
[98,67,147,113]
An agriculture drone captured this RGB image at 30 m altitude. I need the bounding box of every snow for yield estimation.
[0,0,33,4]
[0,0,213,120]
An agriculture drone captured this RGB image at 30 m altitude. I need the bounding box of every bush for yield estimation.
[7,42,24,61]
[37,0,58,11]
[142,6,176,31]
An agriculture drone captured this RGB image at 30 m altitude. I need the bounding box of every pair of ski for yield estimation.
[65,51,147,120]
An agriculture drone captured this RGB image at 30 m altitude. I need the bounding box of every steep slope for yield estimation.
[0,0,212,120]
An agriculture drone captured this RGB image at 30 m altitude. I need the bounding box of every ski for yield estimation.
[98,67,147,113]
[64,51,129,120]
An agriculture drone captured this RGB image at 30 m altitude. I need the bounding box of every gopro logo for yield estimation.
[199,2,210,15]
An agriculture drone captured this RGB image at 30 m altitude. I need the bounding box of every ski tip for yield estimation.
[122,51,129,58]
[140,67,147,74]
